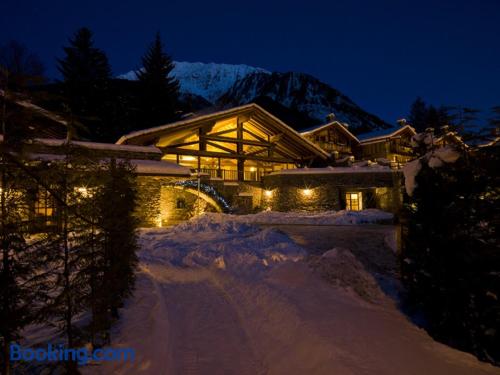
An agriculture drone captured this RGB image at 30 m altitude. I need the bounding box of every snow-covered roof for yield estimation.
[357,124,416,144]
[300,121,359,143]
[15,100,69,127]
[26,153,191,176]
[269,165,395,175]
[131,159,191,176]
[117,103,330,159]
[34,138,162,154]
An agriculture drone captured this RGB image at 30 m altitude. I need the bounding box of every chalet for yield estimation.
[117,103,330,182]
[355,124,416,166]
[434,129,467,149]
[2,103,405,227]
[300,115,359,160]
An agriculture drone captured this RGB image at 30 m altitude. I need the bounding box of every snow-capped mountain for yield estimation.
[118,61,389,132]
[119,61,270,104]
[218,71,389,132]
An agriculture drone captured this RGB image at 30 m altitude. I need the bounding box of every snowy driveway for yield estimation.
[84,214,499,375]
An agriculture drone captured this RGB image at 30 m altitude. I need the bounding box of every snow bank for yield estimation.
[188,209,393,226]
[310,248,384,302]
[138,219,306,271]
[403,146,461,196]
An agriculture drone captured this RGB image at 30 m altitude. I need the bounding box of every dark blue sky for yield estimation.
[1,0,499,123]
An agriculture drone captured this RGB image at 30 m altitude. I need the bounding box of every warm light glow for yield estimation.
[249,167,256,172]
[264,190,273,198]
[301,188,313,197]
[75,187,90,197]
[156,216,163,227]
[181,155,197,161]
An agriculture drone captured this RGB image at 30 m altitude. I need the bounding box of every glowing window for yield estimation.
[35,189,56,224]
[345,192,362,211]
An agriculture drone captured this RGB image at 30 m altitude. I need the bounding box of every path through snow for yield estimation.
[83,214,499,375]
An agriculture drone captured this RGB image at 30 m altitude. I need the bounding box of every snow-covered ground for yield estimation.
[177,209,394,226]
[83,214,499,375]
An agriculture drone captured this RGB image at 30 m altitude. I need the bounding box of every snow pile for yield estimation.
[403,146,461,196]
[310,248,384,302]
[138,220,306,271]
[189,209,393,226]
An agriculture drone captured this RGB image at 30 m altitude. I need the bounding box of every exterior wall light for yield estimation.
[75,187,90,197]
[264,190,273,198]
[301,188,313,197]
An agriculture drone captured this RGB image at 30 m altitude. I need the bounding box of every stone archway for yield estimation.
[158,181,231,226]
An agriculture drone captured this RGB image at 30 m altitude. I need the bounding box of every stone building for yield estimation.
[2,103,407,227]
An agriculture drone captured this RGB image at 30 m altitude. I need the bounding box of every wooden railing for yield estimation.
[199,168,264,181]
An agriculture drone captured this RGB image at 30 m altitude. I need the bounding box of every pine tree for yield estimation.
[38,146,104,374]
[0,40,45,92]
[0,155,53,375]
[57,27,112,141]
[408,97,428,132]
[96,159,138,330]
[137,32,180,127]
[486,106,500,138]
[401,144,500,364]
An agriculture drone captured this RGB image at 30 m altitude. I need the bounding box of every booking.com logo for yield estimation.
[10,343,135,365]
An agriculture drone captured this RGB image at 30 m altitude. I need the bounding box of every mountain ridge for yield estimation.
[118,61,390,133]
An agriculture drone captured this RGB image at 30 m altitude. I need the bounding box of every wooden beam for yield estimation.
[159,147,295,163]
[208,127,238,137]
[245,147,269,157]
[206,141,236,154]
[165,140,200,148]
[242,128,270,144]
[201,135,273,147]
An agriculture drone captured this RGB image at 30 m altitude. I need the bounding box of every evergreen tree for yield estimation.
[447,106,481,138]
[0,155,53,375]
[486,106,500,138]
[57,27,112,141]
[96,159,138,331]
[137,32,180,127]
[401,143,500,364]
[408,97,428,132]
[0,40,45,92]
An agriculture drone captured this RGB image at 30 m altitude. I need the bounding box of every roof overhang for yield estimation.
[117,104,330,160]
[359,125,416,145]
[300,121,360,143]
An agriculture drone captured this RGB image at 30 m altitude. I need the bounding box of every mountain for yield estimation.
[118,61,390,132]
[119,61,270,104]
[218,71,389,132]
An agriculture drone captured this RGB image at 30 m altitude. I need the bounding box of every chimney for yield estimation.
[397,118,407,127]
[326,113,336,122]
[342,122,350,128]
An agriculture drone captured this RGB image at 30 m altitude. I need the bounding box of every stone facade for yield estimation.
[262,171,403,213]
[135,171,403,227]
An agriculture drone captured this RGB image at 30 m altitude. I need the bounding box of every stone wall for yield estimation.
[135,171,403,227]
[135,176,225,227]
[262,171,403,213]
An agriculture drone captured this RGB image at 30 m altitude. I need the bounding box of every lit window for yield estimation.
[35,189,56,224]
[345,192,363,211]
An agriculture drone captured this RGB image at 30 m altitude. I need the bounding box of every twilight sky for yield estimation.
[1,0,499,123]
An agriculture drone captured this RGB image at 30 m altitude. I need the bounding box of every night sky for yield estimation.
[1,0,499,123]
